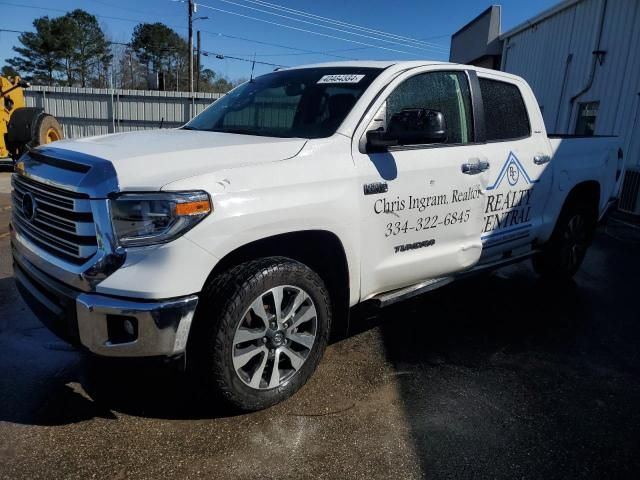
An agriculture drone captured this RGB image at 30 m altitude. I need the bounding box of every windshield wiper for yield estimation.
[208,128,264,136]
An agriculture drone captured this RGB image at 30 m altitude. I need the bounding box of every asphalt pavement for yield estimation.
[1,170,639,479]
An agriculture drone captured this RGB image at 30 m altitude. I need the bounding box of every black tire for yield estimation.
[32,113,63,146]
[189,257,331,411]
[6,109,63,159]
[532,199,597,279]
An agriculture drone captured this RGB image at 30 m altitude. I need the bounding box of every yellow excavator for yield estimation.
[1,76,63,169]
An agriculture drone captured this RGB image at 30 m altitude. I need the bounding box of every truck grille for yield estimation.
[11,174,98,264]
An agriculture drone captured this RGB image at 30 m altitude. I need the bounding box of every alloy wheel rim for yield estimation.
[232,285,318,390]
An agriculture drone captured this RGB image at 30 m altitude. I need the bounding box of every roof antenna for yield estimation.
[250,53,256,82]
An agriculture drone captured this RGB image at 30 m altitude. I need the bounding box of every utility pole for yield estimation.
[250,53,256,82]
[188,0,194,94]
[196,30,201,92]
[128,52,134,89]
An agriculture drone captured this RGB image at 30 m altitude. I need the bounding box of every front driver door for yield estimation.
[353,68,490,300]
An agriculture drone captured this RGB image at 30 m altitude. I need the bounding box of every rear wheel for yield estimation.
[532,202,596,279]
[189,257,331,411]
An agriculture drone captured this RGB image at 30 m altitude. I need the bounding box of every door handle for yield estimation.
[533,154,551,165]
[461,159,490,175]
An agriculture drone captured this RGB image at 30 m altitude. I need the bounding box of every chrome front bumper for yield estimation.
[13,243,199,358]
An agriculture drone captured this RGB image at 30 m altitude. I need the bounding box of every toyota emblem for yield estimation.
[22,192,37,222]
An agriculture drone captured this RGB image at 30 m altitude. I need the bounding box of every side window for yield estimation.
[575,101,599,136]
[382,71,473,145]
[479,78,530,141]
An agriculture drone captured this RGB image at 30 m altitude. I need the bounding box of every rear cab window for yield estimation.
[478,78,530,141]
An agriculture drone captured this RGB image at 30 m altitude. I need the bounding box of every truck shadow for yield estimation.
[0,265,586,426]
[370,234,640,477]
[0,275,238,425]
[2,231,639,444]
[371,269,587,370]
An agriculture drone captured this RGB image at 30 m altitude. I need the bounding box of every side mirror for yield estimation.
[366,130,399,152]
[388,108,447,145]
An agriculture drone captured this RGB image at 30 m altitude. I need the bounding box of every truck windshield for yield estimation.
[185,67,383,139]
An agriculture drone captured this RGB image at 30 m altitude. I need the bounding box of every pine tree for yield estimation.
[63,10,112,87]
[7,10,112,87]
[6,16,66,85]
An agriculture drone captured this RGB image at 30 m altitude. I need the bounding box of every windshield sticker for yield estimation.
[317,74,365,84]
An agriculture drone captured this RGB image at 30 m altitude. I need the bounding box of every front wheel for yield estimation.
[189,257,331,411]
[532,203,596,279]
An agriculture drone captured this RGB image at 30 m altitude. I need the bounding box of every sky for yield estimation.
[0,0,559,81]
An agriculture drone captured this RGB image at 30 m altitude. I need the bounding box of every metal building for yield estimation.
[450,0,640,214]
[24,86,222,139]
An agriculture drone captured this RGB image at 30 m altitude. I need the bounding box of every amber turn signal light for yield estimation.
[175,200,211,216]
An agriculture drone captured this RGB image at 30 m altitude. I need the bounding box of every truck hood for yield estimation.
[49,129,307,190]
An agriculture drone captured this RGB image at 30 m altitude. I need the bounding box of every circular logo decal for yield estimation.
[21,192,37,221]
[507,164,520,186]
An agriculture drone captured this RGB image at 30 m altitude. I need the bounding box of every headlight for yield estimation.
[111,191,211,247]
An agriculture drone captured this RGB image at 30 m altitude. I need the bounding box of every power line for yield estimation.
[202,50,287,68]
[207,0,446,52]
[1,23,361,62]
[112,40,289,68]
[420,34,452,42]
[0,1,185,30]
[218,50,351,58]
[88,0,156,16]
[224,0,448,50]
[195,4,423,57]
[2,0,448,65]
[0,1,66,14]
[1,24,357,64]
[199,31,359,60]
[0,30,282,68]
[0,2,370,62]
[197,0,447,54]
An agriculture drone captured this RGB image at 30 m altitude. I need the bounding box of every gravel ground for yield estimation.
[1,171,639,479]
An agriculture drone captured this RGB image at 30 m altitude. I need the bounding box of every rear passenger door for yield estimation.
[476,73,553,259]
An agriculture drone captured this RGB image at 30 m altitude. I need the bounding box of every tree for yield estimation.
[6,9,111,87]
[1,65,20,79]
[199,68,234,93]
[129,22,242,92]
[60,10,112,87]
[232,77,249,88]
[6,16,66,85]
[131,23,187,86]
[111,45,146,89]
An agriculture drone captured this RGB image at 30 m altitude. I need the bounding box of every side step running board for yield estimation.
[460,250,539,278]
[370,277,454,308]
[368,250,540,308]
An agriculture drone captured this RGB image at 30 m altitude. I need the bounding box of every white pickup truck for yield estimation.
[10,61,623,411]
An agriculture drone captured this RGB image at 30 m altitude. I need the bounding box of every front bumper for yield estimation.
[13,244,199,358]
